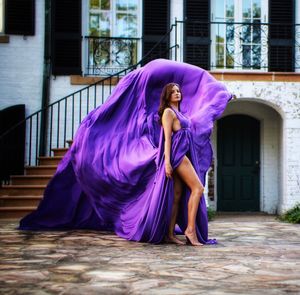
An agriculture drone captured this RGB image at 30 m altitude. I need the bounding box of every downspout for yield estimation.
[39,0,51,157]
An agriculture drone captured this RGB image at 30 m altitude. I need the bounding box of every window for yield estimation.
[86,0,141,75]
[211,0,268,70]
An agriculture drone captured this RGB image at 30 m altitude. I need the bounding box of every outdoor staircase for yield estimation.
[0,145,70,219]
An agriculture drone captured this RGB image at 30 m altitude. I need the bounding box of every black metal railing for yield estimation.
[175,20,300,71]
[0,24,178,181]
[85,36,141,76]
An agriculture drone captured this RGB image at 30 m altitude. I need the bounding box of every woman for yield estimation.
[159,83,204,246]
[19,59,231,245]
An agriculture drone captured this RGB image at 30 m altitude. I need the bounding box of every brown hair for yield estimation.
[158,83,182,124]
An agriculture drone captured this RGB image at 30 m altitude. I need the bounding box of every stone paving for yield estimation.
[0,214,300,295]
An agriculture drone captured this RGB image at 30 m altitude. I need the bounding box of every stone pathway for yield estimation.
[0,215,300,294]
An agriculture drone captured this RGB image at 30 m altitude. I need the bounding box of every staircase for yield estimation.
[0,146,69,219]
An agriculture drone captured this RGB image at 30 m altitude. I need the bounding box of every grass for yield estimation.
[278,203,300,224]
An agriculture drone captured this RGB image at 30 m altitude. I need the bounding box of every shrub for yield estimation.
[278,203,300,224]
[207,207,216,221]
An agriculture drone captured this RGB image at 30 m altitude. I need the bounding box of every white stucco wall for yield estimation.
[0,0,44,116]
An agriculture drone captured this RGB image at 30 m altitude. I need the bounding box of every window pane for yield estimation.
[226,0,234,18]
[99,12,111,36]
[90,0,100,9]
[242,45,251,68]
[253,45,261,68]
[128,0,137,10]
[243,0,251,19]
[215,1,224,20]
[89,14,100,36]
[92,40,110,66]
[242,24,251,43]
[113,40,136,65]
[226,23,234,44]
[253,0,261,18]
[216,24,225,43]
[101,0,110,10]
[216,44,224,67]
[116,13,137,37]
[252,22,261,43]
[116,0,127,10]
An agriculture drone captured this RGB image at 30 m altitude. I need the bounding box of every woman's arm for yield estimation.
[162,109,174,178]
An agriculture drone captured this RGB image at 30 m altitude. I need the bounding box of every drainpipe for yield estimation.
[39,0,51,157]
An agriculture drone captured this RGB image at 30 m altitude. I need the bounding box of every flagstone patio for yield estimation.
[0,214,299,294]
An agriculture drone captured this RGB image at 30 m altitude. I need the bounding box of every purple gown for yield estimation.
[19,59,232,244]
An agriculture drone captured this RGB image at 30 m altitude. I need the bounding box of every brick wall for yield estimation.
[209,81,300,214]
[0,0,44,116]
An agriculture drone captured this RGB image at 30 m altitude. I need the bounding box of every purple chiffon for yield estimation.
[19,59,232,244]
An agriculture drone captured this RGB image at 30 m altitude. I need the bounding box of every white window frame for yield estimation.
[0,0,5,34]
[211,0,268,71]
[83,0,142,76]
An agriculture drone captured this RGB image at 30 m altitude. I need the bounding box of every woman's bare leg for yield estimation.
[166,172,185,245]
[175,156,204,246]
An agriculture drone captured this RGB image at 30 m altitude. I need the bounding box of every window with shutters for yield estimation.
[86,0,141,75]
[211,0,268,70]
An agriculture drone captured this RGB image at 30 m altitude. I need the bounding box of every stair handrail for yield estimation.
[0,23,179,168]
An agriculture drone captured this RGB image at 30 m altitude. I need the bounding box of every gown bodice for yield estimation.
[170,107,191,130]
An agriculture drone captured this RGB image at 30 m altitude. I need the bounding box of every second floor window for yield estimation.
[211,0,268,70]
[87,0,141,75]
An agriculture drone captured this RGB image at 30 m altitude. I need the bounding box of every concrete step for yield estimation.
[38,156,63,166]
[25,165,57,176]
[0,195,42,207]
[0,185,46,196]
[0,206,36,219]
[10,175,52,185]
[51,147,69,157]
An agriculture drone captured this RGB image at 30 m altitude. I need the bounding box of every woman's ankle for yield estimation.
[185,227,195,235]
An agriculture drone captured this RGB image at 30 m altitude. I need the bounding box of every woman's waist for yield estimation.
[173,126,191,133]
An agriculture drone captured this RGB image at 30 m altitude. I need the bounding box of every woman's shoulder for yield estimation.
[162,107,175,117]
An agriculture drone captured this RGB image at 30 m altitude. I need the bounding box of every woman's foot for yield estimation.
[184,230,204,246]
[165,235,185,245]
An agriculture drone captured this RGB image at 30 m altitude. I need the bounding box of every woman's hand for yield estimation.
[165,162,173,179]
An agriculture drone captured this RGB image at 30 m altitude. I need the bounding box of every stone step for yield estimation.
[0,206,36,219]
[0,195,42,207]
[38,156,63,166]
[0,185,46,196]
[10,175,52,185]
[25,165,57,176]
[51,147,69,157]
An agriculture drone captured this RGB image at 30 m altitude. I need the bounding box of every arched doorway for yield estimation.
[217,114,260,211]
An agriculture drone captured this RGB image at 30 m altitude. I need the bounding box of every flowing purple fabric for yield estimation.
[19,59,232,244]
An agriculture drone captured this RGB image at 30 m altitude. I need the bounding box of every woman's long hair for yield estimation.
[158,83,182,124]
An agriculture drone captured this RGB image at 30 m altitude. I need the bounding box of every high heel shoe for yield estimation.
[185,233,204,246]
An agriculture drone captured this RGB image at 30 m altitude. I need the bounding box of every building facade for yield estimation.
[0,0,300,214]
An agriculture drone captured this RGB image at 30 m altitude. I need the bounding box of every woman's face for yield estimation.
[169,85,181,103]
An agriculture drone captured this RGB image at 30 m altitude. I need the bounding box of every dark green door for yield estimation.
[217,115,260,211]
